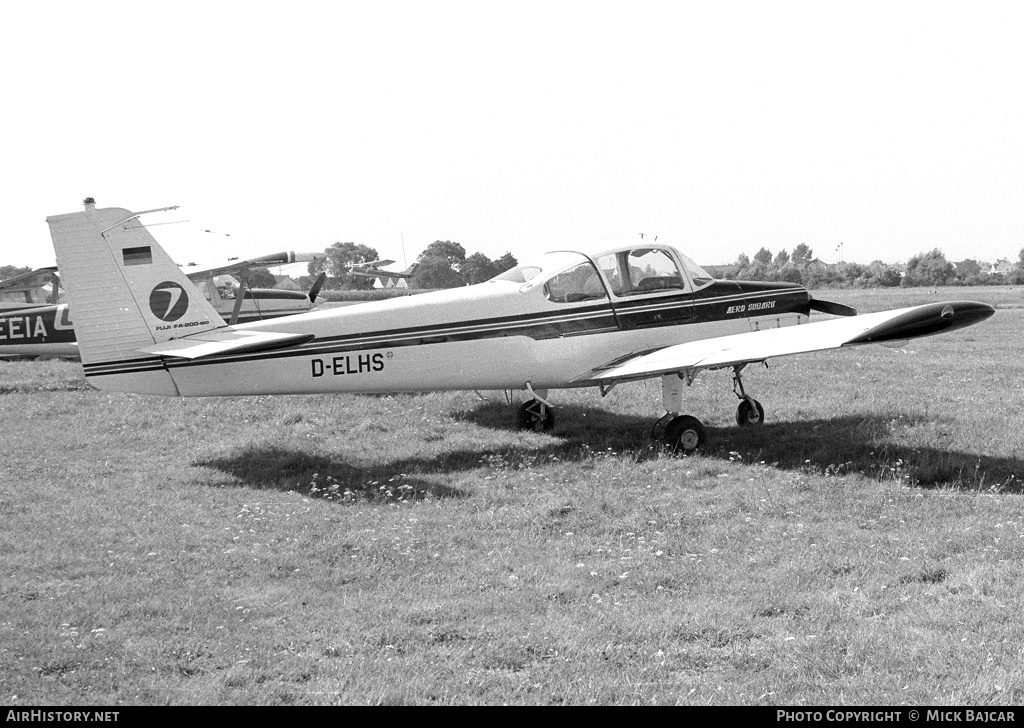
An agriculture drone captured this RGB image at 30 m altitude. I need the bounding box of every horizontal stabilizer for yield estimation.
[589,301,994,382]
[138,328,314,359]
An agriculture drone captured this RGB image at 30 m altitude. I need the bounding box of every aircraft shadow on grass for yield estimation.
[463,400,1024,493]
[196,401,1024,501]
[195,447,476,502]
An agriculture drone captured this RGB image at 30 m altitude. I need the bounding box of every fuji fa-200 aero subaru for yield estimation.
[47,199,994,452]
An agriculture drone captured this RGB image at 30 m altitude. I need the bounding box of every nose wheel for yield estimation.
[736,397,764,426]
[732,364,765,427]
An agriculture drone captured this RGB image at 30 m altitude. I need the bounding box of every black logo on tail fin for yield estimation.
[149,282,189,322]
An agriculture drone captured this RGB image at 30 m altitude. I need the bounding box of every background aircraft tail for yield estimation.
[46,198,226,394]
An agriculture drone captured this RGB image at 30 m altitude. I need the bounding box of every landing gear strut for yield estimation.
[652,374,706,454]
[651,367,767,453]
[732,364,765,427]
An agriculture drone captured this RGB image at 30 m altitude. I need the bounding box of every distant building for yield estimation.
[989,258,1014,275]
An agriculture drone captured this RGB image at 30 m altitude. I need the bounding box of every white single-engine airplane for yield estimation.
[47,199,994,452]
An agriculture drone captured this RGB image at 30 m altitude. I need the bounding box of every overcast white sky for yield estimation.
[2,0,1022,272]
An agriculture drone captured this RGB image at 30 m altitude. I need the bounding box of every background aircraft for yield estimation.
[48,200,994,452]
[338,259,419,290]
[0,266,62,310]
[179,250,327,325]
[0,247,326,359]
[0,267,75,358]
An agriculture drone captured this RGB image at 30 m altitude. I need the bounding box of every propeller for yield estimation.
[308,272,327,303]
[808,297,857,317]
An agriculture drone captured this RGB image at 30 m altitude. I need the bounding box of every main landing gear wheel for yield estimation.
[517,398,555,432]
[736,398,765,427]
[664,415,706,455]
[731,364,765,428]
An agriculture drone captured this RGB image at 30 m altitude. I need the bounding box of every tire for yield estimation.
[517,399,555,431]
[736,398,765,427]
[665,415,706,454]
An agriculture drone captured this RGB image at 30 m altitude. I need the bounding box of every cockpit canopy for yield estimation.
[491,244,714,304]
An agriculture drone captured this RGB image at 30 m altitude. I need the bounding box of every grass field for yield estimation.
[2,287,1023,705]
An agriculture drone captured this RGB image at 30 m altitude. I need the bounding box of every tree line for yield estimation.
[307,240,517,289]
[6,243,1023,292]
[1,240,521,293]
[0,265,32,280]
[721,245,1024,288]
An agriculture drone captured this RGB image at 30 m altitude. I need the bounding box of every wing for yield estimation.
[585,301,994,383]
[182,251,325,279]
[0,266,59,290]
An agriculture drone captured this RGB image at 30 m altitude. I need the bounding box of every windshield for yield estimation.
[678,252,714,289]
[491,264,542,284]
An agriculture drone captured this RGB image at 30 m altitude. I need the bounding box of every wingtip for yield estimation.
[941,300,996,323]
[849,301,995,344]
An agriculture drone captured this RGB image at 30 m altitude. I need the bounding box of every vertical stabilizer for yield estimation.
[47,198,226,395]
